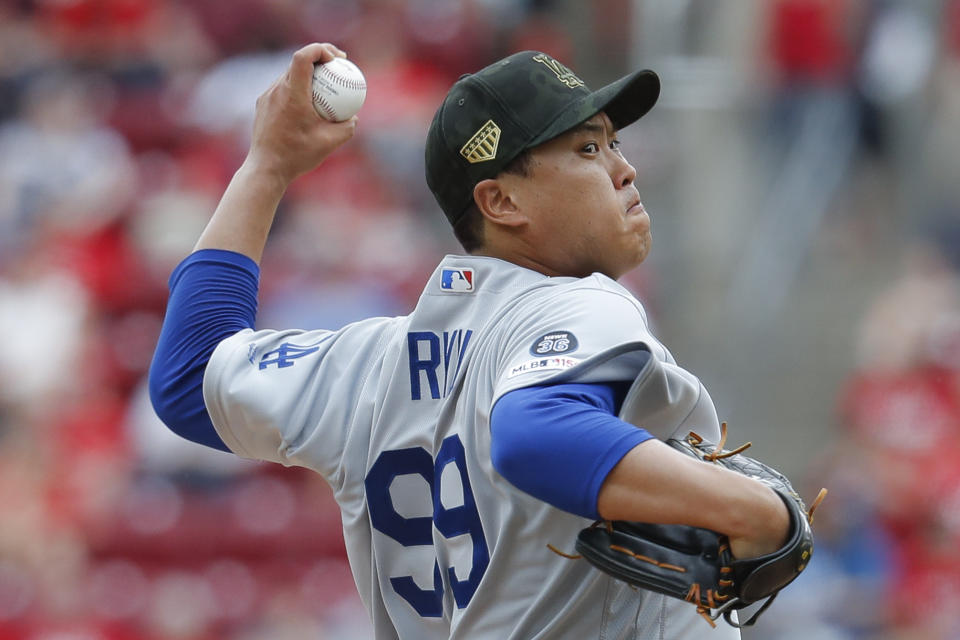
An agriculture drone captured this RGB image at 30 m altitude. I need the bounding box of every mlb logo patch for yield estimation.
[440,267,475,292]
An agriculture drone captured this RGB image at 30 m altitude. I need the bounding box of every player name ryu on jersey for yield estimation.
[407,329,473,400]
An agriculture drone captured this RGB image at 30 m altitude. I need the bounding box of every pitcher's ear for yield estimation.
[473,179,525,227]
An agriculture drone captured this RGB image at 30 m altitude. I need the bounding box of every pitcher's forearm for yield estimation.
[193,159,290,263]
[597,438,789,557]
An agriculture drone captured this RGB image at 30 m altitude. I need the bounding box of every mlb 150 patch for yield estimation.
[440,267,475,292]
[507,356,580,379]
[529,330,579,356]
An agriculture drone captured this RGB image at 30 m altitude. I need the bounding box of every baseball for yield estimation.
[311,58,367,122]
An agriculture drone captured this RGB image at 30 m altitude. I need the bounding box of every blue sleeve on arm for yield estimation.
[490,381,653,520]
[148,249,260,452]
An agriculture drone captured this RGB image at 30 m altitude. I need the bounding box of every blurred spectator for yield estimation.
[0,255,90,407]
[0,3,57,123]
[751,441,895,639]
[854,230,960,374]
[759,0,864,172]
[829,221,960,638]
[0,70,136,258]
[854,0,935,156]
[767,0,855,87]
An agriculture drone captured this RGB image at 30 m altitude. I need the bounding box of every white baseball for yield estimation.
[311,58,367,122]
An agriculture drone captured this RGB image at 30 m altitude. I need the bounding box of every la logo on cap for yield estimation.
[532,53,584,88]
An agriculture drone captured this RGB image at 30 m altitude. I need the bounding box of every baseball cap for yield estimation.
[425,51,660,226]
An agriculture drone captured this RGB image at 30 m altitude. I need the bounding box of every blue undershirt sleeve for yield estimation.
[490,381,653,520]
[148,249,260,452]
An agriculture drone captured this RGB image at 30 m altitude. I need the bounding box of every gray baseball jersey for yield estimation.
[202,254,740,639]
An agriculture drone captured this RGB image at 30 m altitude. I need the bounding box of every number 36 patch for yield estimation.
[529,330,579,356]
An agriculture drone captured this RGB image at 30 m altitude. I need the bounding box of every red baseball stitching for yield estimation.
[312,91,338,120]
[316,62,366,91]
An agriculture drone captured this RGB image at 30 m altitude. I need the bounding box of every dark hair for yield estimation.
[453,150,533,253]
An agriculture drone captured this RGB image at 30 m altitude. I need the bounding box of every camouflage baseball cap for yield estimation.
[425,51,660,226]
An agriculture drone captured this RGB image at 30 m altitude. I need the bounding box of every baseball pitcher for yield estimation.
[150,43,817,639]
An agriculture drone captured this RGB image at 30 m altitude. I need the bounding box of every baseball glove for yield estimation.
[569,424,826,628]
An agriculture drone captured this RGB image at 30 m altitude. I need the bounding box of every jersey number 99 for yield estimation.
[365,435,489,617]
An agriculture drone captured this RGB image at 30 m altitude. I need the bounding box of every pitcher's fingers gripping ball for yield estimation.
[570,424,827,629]
[312,57,367,121]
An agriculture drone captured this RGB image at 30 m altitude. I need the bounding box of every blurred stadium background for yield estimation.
[1,0,959,638]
